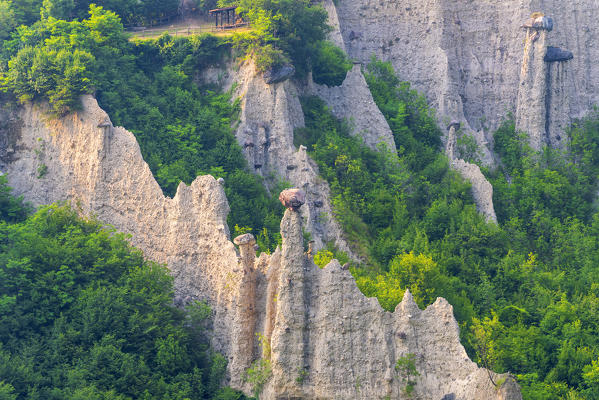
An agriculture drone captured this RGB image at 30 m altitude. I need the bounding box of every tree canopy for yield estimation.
[0,179,247,399]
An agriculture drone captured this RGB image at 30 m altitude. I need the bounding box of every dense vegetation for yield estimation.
[0,177,246,399]
[0,5,283,251]
[218,0,352,84]
[0,0,350,248]
[0,0,178,28]
[3,0,599,398]
[298,58,599,399]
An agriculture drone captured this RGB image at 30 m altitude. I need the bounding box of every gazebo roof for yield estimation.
[209,6,237,13]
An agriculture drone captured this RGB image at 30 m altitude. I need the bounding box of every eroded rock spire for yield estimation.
[516,13,575,150]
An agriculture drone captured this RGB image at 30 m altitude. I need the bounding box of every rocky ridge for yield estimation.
[259,208,519,399]
[230,61,354,256]
[320,0,498,222]
[230,58,399,257]
[0,96,521,399]
[0,96,241,358]
[308,64,397,154]
[332,0,599,153]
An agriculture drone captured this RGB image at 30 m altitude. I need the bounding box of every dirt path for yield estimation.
[127,16,251,39]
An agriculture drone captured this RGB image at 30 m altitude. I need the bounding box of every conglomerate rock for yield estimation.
[0,95,521,399]
[259,209,518,399]
[332,0,599,150]
[231,61,355,257]
[278,188,306,211]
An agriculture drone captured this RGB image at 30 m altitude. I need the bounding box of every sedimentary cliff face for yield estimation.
[308,64,397,153]
[446,123,497,222]
[259,209,519,399]
[231,61,355,256]
[231,59,400,258]
[0,96,242,358]
[333,0,599,150]
[0,96,521,399]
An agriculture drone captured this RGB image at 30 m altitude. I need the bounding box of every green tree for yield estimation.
[395,353,420,397]
[0,176,31,223]
[222,0,330,75]
[312,40,352,87]
[0,191,248,399]
[9,0,43,25]
[0,1,16,41]
[41,0,74,19]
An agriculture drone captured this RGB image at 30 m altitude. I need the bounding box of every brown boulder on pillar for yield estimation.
[234,233,256,275]
[234,233,256,246]
[447,120,461,131]
[278,188,306,211]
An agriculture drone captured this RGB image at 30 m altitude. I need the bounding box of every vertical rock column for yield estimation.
[516,15,574,151]
[515,20,550,150]
[446,122,498,223]
[230,233,258,386]
[268,190,308,397]
[545,47,575,149]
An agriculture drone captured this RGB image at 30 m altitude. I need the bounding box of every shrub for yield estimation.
[312,41,352,87]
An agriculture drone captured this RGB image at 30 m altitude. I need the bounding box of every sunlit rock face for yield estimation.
[333,0,599,149]
[2,96,521,399]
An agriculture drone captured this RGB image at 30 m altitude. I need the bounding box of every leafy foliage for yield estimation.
[0,181,247,399]
[311,41,352,87]
[220,0,341,79]
[395,353,419,396]
[71,0,180,26]
[302,58,599,399]
[296,78,473,270]
[97,33,283,252]
[0,0,178,27]
[6,2,599,398]
[313,244,350,269]
[0,176,32,223]
[243,359,271,399]
[1,7,283,252]
[0,1,17,41]
[1,5,127,114]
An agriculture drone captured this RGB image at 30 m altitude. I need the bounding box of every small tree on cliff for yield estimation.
[395,353,420,397]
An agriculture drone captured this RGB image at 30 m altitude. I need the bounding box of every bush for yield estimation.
[0,193,247,399]
[312,41,352,87]
[223,0,330,77]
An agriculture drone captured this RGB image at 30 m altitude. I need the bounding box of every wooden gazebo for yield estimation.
[209,6,247,29]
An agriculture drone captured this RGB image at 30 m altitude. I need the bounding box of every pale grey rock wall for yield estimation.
[321,0,346,50]
[447,124,497,223]
[0,96,521,398]
[315,0,397,154]
[232,61,356,257]
[321,0,499,220]
[451,158,498,223]
[516,29,551,150]
[308,65,397,153]
[0,96,245,361]
[546,60,576,147]
[258,209,519,399]
[333,0,599,148]
[515,27,576,151]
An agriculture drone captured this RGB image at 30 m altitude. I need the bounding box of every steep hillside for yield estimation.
[3,1,599,398]
[333,0,599,153]
[0,95,521,399]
